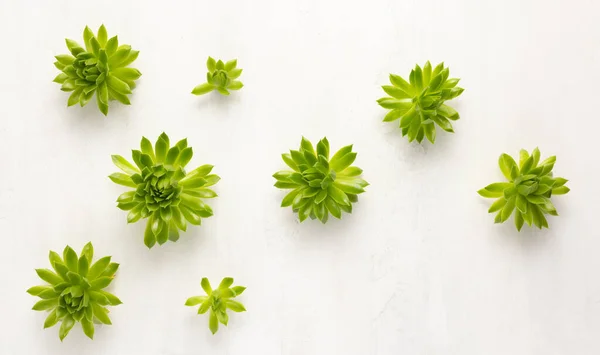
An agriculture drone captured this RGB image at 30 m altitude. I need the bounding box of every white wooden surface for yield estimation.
[1,0,599,354]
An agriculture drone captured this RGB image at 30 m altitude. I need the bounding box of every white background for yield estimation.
[0,0,599,354]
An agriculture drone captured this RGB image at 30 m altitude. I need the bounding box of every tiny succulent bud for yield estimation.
[192,57,243,96]
[185,277,246,334]
[478,148,570,230]
[109,133,220,248]
[27,242,121,341]
[53,25,141,115]
[273,137,368,223]
[377,61,463,143]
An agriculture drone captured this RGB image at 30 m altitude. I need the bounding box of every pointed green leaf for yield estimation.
[327,185,350,206]
[81,317,95,339]
[62,246,78,272]
[389,74,413,96]
[165,146,180,165]
[209,311,219,334]
[198,300,211,314]
[228,81,243,90]
[87,256,112,280]
[109,172,137,188]
[27,285,52,296]
[102,291,122,305]
[107,74,132,94]
[488,197,507,213]
[192,83,214,95]
[330,152,357,172]
[155,136,168,163]
[78,256,89,277]
[325,197,342,218]
[105,35,118,55]
[206,57,216,72]
[225,300,246,312]
[97,24,108,46]
[92,304,112,325]
[218,277,234,289]
[177,147,193,167]
[423,123,436,143]
[201,278,212,294]
[516,194,528,213]
[111,155,140,175]
[185,296,207,306]
[498,154,518,181]
[81,242,94,262]
[231,286,246,295]
[552,186,570,195]
[32,298,58,311]
[36,269,63,286]
[501,196,516,222]
[59,315,75,341]
[44,309,59,328]
[515,211,525,231]
[112,67,142,81]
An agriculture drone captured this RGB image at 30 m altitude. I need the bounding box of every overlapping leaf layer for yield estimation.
[110,133,219,248]
[378,61,463,143]
[273,137,368,223]
[185,277,246,334]
[53,25,141,115]
[478,148,570,230]
[27,242,121,341]
[192,57,243,96]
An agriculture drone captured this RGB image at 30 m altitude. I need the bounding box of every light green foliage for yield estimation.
[109,133,220,248]
[377,61,464,143]
[192,57,243,96]
[273,137,369,223]
[185,277,246,334]
[478,148,570,230]
[53,25,141,115]
[27,242,121,341]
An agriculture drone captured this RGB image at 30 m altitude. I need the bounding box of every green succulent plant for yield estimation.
[478,148,570,230]
[53,25,141,115]
[109,133,220,248]
[191,57,243,96]
[27,242,121,341]
[185,277,246,334]
[377,61,464,143]
[273,137,368,223]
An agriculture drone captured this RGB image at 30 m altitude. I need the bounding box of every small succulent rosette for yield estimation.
[378,61,463,143]
[53,25,141,115]
[27,242,121,341]
[109,133,220,248]
[478,148,570,230]
[192,57,243,96]
[185,277,246,334]
[273,137,368,223]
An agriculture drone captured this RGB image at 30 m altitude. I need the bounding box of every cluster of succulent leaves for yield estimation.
[185,277,246,334]
[273,137,368,223]
[478,148,570,230]
[378,61,464,143]
[27,242,121,341]
[191,57,243,96]
[53,25,141,115]
[109,133,220,248]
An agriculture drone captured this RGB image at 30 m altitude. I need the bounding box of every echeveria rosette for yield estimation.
[478,148,570,231]
[191,57,243,96]
[185,277,246,334]
[109,133,220,248]
[53,25,141,115]
[27,242,121,341]
[377,61,464,143]
[273,137,369,223]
